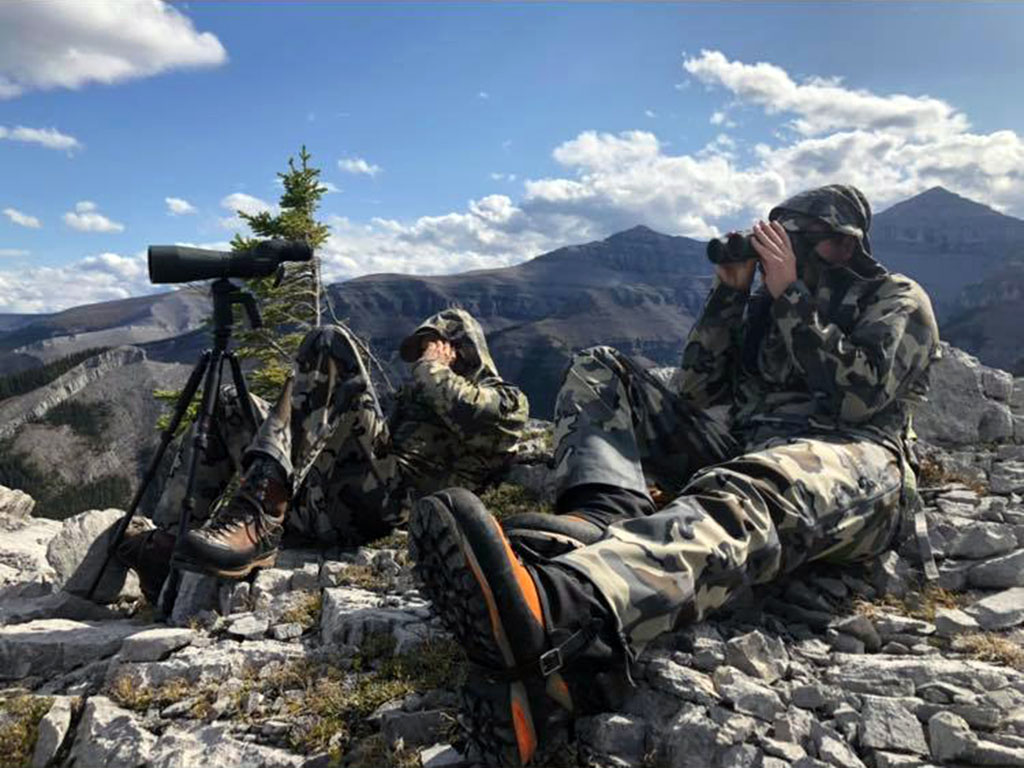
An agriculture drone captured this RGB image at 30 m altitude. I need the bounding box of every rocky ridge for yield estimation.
[2,349,1024,767]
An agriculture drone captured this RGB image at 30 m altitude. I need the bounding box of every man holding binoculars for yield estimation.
[118,307,529,600]
[407,184,942,766]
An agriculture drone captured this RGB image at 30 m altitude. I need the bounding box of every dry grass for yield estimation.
[478,482,551,522]
[0,695,52,768]
[333,565,392,593]
[855,585,968,622]
[248,634,467,760]
[955,633,1024,670]
[917,455,989,495]
[280,590,324,629]
[106,675,215,718]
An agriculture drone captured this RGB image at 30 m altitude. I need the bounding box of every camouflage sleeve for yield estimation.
[771,276,940,422]
[411,359,530,437]
[678,277,749,408]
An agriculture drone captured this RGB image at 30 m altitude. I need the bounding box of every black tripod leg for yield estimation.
[83,351,211,602]
[157,348,227,619]
[226,352,261,435]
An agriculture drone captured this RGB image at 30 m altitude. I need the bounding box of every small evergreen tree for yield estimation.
[155,145,331,429]
[233,145,331,399]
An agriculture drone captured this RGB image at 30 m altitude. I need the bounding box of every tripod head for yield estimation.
[210,278,262,349]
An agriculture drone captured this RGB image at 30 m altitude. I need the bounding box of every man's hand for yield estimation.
[421,339,457,368]
[715,259,757,292]
[751,220,798,299]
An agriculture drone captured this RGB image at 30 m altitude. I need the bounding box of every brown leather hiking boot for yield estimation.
[114,518,176,604]
[410,488,625,766]
[173,456,289,579]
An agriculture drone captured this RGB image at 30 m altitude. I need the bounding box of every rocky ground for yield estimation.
[2,345,1024,768]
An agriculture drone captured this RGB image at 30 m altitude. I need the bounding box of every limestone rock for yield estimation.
[934,607,981,637]
[968,549,1024,588]
[578,713,648,765]
[991,462,1024,495]
[69,696,157,768]
[713,667,785,721]
[0,619,145,680]
[46,507,141,604]
[965,587,1024,630]
[646,655,719,705]
[147,723,305,767]
[928,711,974,763]
[226,615,269,641]
[860,696,929,755]
[320,587,437,653]
[725,630,789,683]
[30,696,74,768]
[119,628,196,662]
[0,483,36,521]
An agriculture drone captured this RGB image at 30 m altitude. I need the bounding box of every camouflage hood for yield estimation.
[399,308,499,383]
[769,184,885,280]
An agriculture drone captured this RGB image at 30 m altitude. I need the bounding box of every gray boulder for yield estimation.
[0,619,146,680]
[69,696,157,768]
[46,507,140,604]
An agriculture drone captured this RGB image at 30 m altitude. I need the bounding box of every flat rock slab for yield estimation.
[968,549,1024,589]
[119,628,196,662]
[965,587,1024,630]
[106,639,306,690]
[827,655,1015,695]
[148,723,305,768]
[860,696,929,754]
[0,619,149,681]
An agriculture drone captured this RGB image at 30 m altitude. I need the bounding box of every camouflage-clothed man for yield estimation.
[119,309,528,592]
[409,185,941,766]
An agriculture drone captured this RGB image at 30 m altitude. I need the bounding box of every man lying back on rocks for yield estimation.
[407,184,943,766]
[111,308,529,603]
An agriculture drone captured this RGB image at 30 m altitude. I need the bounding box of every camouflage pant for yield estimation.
[551,347,904,652]
[153,325,404,546]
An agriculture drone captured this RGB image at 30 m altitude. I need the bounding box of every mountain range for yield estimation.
[1,186,1023,518]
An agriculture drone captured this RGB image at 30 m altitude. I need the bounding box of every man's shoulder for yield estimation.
[868,271,935,310]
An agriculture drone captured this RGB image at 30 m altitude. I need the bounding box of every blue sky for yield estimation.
[1,2,1023,312]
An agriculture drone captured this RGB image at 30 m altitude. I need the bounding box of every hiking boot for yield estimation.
[409,488,623,766]
[114,518,176,604]
[173,456,289,579]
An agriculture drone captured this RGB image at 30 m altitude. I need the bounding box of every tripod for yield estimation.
[85,279,262,615]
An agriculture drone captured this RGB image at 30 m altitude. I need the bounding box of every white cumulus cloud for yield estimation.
[165,196,197,215]
[0,0,226,99]
[0,125,81,152]
[63,201,125,233]
[3,207,41,229]
[338,157,382,177]
[218,192,276,230]
[0,248,28,258]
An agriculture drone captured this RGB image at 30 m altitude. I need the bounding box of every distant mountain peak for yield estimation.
[878,186,1015,224]
[604,224,663,242]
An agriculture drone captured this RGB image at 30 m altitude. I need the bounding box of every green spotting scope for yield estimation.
[148,239,313,284]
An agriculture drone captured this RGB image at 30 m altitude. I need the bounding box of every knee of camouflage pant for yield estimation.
[570,345,629,373]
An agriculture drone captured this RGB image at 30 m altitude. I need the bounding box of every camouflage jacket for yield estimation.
[389,309,530,493]
[680,187,940,452]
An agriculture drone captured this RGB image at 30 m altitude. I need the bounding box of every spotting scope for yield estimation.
[148,239,313,284]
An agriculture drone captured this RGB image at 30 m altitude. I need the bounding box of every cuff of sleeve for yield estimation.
[707,277,750,316]
[770,280,814,325]
[411,359,449,384]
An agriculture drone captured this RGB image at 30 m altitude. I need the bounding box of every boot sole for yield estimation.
[172,550,278,580]
[409,489,546,766]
